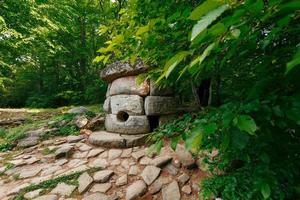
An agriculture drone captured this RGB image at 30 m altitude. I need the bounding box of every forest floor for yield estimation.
[0,106,206,200]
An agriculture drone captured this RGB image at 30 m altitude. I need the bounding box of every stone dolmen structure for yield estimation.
[89,59,179,148]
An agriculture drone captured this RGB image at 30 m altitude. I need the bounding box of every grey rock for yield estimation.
[164,163,179,176]
[141,165,161,185]
[116,174,127,186]
[162,181,180,200]
[151,156,172,168]
[18,137,39,148]
[19,167,42,179]
[83,192,109,200]
[125,180,147,200]
[67,135,84,143]
[145,96,179,116]
[108,149,123,160]
[78,172,93,194]
[55,144,73,159]
[121,148,132,158]
[150,79,174,96]
[90,183,112,193]
[149,177,163,194]
[67,106,90,114]
[89,131,125,148]
[79,143,92,151]
[100,59,149,82]
[105,114,150,134]
[103,97,111,113]
[93,170,114,183]
[110,95,144,115]
[175,144,196,168]
[128,165,139,176]
[111,159,121,166]
[177,173,190,186]
[87,148,105,158]
[33,195,58,200]
[139,156,152,165]
[50,182,76,196]
[131,150,145,161]
[110,76,150,97]
[182,185,192,194]
[24,189,42,199]
[89,158,108,169]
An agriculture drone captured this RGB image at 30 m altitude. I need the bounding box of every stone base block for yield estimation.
[145,96,179,116]
[88,131,150,148]
[105,114,150,134]
[110,95,144,115]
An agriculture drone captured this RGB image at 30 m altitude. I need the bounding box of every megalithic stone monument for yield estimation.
[88,59,179,148]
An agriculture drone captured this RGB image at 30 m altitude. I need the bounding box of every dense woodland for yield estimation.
[1,0,300,199]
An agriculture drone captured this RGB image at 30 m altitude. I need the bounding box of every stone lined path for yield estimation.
[0,134,205,200]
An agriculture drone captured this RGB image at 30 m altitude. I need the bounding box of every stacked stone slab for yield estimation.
[89,59,179,148]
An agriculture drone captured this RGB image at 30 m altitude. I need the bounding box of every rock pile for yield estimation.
[89,59,180,148]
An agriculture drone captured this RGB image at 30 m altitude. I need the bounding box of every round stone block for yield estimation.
[144,96,179,116]
[103,97,111,113]
[110,95,144,115]
[105,114,150,134]
[110,76,150,96]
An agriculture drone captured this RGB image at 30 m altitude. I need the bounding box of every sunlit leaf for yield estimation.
[233,115,258,135]
[261,183,271,199]
[189,0,222,20]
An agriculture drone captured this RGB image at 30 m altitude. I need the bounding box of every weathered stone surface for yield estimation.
[93,170,114,183]
[150,80,174,96]
[105,114,150,134]
[125,180,147,200]
[128,165,139,176]
[144,96,178,116]
[116,174,128,186]
[110,76,150,97]
[18,137,39,148]
[19,167,42,179]
[164,163,178,176]
[41,165,62,176]
[67,135,84,143]
[162,181,181,200]
[74,115,89,128]
[121,148,132,158]
[24,189,42,199]
[79,143,92,151]
[182,185,192,194]
[131,149,145,161]
[177,173,190,186]
[67,106,90,114]
[149,177,163,194]
[139,156,152,165]
[89,158,108,169]
[108,149,122,160]
[175,144,196,168]
[89,131,125,148]
[111,159,121,165]
[151,156,172,168]
[141,165,161,185]
[55,144,73,159]
[87,148,105,158]
[110,95,144,115]
[50,182,76,196]
[106,84,111,98]
[100,59,149,82]
[103,97,111,113]
[78,172,93,193]
[83,192,109,200]
[90,183,112,193]
[33,195,58,200]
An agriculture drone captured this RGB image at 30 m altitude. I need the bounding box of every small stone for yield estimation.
[8,159,25,166]
[108,149,122,160]
[51,182,76,196]
[87,149,105,158]
[182,185,192,194]
[139,157,152,165]
[192,183,200,192]
[26,157,40,164]
[121,159,130,170]
[93,170,114,183]
[125,180,147,200]
[41,165,62,176]
[83,192,109,200]
[24,189,42,199]
[164,163,178,176]
[177,173,190,186]
[74,115,89,128]
[131,150,145,161]
[121,148,132,158]
[18,137,39,148]
[90,183,112,193]
[175,144,196,168]
[149,177,163,194]
[55,159,68,166]
[162,181,180,200]
[89,158,108,169]
[78,172,93,194]
[67,135,84,143]
[72,151,89,159]
[79,144,92,151]
[151,156,172,168]
[111,159,121,166]
[19,167,42,179]
[141,165,161,185]
[55,144,73,159]
[116,174,127,186]
[128,165,139,176]
[33,195,58,200]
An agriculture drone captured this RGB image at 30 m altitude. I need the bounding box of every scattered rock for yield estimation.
[192,183,200,192]
[18,137,39,148]
[67,106,90,114]
[33,195,58,200]
[149,177,163,194]
[19,167,42,179]
[50,182,76,196]
[108,149,122,160]
[90,183,112,193]
[151,156,172,168]
[93,170,114,183]
[87,148,105,158]
[128,165,139,176]
[164,163,178,176]
[55,144,73,159]
[74,115,89,128]
[90,158,108,169]
[111,159,121,166]
[85,114,105,130]
[131,150,145,161]
[78,172,93,194]
[24,189,42,199]
[55,159,68,166]
[41,165,62,176]
[121,148,132,158]
[79,143,92,151]
[116,174,127,186]
[182,185,192,194]
[162,181,181,200]
[67,135,84,143]
[125,180,147,200]
[175,144,196,168]
[72,151,89,159]
[177,173,190,186]
[141,165,161,185]
[83,192,109,200]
